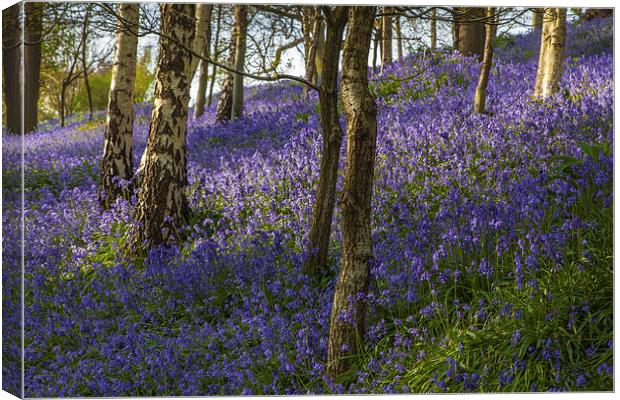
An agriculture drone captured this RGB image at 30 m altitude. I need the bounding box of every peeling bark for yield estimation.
[327,5,377,380]
[130,3,195,249]
[100,3,139,209]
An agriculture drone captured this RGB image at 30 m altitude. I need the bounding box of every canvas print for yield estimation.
[1,2,614,396]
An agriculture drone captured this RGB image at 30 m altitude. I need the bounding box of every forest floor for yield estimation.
[2,17,613,396]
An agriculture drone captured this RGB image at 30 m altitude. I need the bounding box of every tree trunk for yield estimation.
[372,24,380,73]
[302,6,320,92]
[215,17,237,122]
[534,8,567,99]
[24,2,42,133]
[303,6,348,277]
[473,8,496,114]
[231,5,247,120]
[100,3,139,209]
[430,8,437,51]
[532,8,544,31]
[381,6,392,66]
[188,4,212,84]
[207,5,222,107]
[453,7,486,59]
[315,20,326,84]
[193,5,213,119]
[130,3,195,250]
[81,8,94,121]
[3,3,22,135]
[395,16,403,60]
[326,5,377,381]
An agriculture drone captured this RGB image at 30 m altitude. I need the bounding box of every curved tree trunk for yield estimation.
[130,3,195,249]
[24,2,43,133]
[381,6,393,67]
[193,5,213,119]
[453,7,486,59]
[3,3,22,135]
[473,7,496,114]
[303,6,348,277]
[534,8,567,99]
[327,5,377,380]
[231,5,247,120]
[100,3,139,209]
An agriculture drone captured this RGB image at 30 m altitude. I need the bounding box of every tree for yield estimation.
[534,8,567,99]
[24,2,43,133]
[473,7,497,114]
[99,3,139,209]
[231,5,247,120]
[188,4,212,83]
[395,16,403,60]
[532,8,544,31]
[381,6,392,66]
[193,6,213,119]
[206,6,223,108]
[3,3,22,134]
[452,7,486,59]
[303,6,348,276]
[430,8,437,51]
[327,5,377,380]
[130,3,195,250]
[81,5,95,121]
[215,9,236,123]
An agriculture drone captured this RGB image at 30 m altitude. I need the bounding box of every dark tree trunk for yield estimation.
[474,8,496,114]
[24,2,42,133]
[303,6,348,277]
[81,8,94,121]
[193,5,213,118]
[130,3,195,250]
[3,3,22,135]
[532,8,544,30]
[231,5,247,120]
[207,5,222,107]
[326,5,377,380]
[100,3,139,209]
[453,7,486,59]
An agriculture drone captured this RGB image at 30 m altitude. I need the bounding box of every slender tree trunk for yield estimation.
[315,20,326,84]
[473,8,496,114]
[81,8,94,121]
[215,17,237,122]
[372,24,380,73]
[100,3,139,209]
[453,7,486,59]
[231,5,247,120]
[24,2,42,133]
[130,3,195,250]
[60,83,67,127]
[381,6,392,67]
[395,16,403,60]
[302,6,320,93]
[188,4,212,83]
[534,8,567,99]
[430,8,437,51]
[3,3,22,135]
[303,6,348,277]
[207,5,222,107]
[327,5,377,380]
[193,6,213,118]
